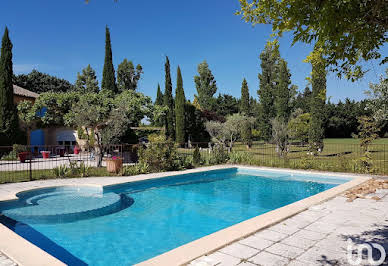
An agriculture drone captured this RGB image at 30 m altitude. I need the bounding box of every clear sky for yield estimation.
[1,0,387,103]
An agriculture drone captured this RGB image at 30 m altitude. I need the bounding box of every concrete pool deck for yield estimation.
[0,165,380,266]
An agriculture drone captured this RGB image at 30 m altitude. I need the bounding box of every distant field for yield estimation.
[323,138,388,145]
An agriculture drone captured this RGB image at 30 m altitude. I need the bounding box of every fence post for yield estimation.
[29,154,32,181]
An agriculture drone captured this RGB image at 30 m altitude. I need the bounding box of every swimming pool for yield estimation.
[0,168,351,265]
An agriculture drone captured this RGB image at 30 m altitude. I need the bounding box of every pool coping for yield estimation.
[0,165,372,266]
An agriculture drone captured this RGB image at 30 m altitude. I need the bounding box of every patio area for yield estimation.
[190,189,388,266]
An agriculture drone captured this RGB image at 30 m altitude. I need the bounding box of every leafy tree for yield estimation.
[275,59,295,120]
[175,66,185,145]
[205,113,255,149]
[238,0,388,80]
[366,69,388,124]
[271,117,289,157]
[117,59,143,91]
[163,56,175,140]
[258,41,278,141]
[0,27,20,145]
[75,64,99,94]
[13,70,74,93]
[154,83,164,105]
[293,87,312,113]
[184,102,209,143]
[101,26,117,94]
[308,52,326,153]
[194,61,217,111]
[287,109,310,143]
[214,93,239,118]
[18,92,79,128]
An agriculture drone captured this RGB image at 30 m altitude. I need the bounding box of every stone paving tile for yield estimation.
[190,252,241,266]
[284,216,314,229]
[292,229,327,241]
[254,229,288,242]
[249,251,289,266]
[304,221,338,234]
[268,223,300,235]
[237,262,257,266]
[296,246,348,266]
[287,259,321,266]
[219,243,260,259]
[265,243,304,259]
[280,235,317,250]
[0,252,16,266]
[239,235,275,250]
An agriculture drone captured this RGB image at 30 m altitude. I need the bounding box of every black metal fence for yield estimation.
[0,142,387,184]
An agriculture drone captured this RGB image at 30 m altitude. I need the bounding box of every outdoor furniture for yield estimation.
[41,151,51,159]
[18,152,30,163]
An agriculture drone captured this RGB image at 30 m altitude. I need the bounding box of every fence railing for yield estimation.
[0,142,387,184]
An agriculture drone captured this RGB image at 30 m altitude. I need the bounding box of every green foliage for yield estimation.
[155,83,164,106]
[0,27,20,145]
[207,144,229,165]
[163,56,175,140]
[228,151,252,164]
[184,102,209,143]
[240,78,250,115]
[53,165,70,178]
[175,66,186,144]
[366,69,388,124]
[121,162,150,176]
[358,116,379,153]
[117,59,143,92]
[271,117,289,157]
[194,60,217,111]
[13,70,74,93]
[1,144,27,161]
[193,145,201,165]
[257,41,278,141]
[215,93,239,118]
[75,64,99,94]
[275,59,295,120]
[238,0,387,80]
[77,127,88,140]
[288,109,310,142]
[101,26,117,94]
[138,136,180,172]
[308,53,326,153]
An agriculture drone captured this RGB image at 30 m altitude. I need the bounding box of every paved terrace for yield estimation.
[191,191,388,266]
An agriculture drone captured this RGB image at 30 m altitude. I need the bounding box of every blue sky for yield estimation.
[1,0,387,103]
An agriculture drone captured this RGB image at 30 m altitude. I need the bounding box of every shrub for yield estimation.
[207,144,229,165]
[138,135,181,172]
[228,151,252,164]
[122,162,150,176]
[1,144,28,161]
[193,146,201,165]
[53,165,70,178]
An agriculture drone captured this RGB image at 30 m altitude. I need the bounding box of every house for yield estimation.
[13,85,78,151]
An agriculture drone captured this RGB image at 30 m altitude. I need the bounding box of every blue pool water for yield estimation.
[0,168,349,265]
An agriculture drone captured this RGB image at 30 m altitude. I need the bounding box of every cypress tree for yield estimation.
[0,27,19,145]
[258,42,279,141]
[240,78,252,147]
[75,64,99,94]
[275,59,292,120]
[155,83,164,105]
[175,66,185,145]
[240,78,250,115]
[101,26,117,94]
[309,54,326,153]
[163,56,175,140]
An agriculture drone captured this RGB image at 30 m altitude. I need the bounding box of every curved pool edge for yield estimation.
[0,165,375,266]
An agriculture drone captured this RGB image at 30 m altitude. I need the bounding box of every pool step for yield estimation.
[3,193,134,224]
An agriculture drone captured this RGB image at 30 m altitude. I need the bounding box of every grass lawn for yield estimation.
[324,138,388,144]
